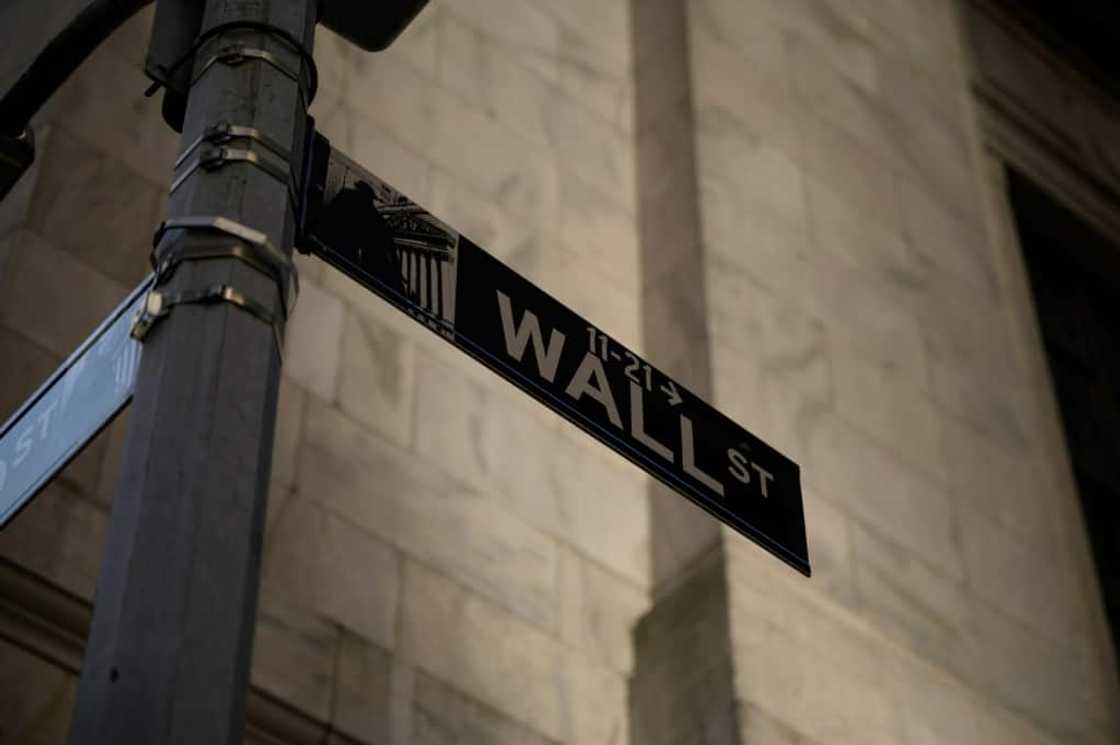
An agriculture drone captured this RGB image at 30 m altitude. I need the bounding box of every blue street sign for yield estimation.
[0,275,152,529]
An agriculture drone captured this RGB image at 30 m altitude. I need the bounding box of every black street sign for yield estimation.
[0,275,151,529]
[301,133,810,576]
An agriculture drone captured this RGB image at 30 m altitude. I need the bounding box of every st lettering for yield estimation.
[727,447,774,497]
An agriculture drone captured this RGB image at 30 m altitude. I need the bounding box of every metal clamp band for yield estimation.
[170,144,299,212]
[191,45,311,109]
[153,216,299,318]
[174,121,292,171]
[153,240,293,319]
[129,284,284,361]
[146,19,319,107]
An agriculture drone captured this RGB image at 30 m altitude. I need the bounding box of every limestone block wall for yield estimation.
[677,0,1120,743]
[264,2,649,742]
[1,1,650,743]
[2,1,1120,744]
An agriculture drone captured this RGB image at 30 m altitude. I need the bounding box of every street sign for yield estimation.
[0,275,151,529]
[301,134,810,576]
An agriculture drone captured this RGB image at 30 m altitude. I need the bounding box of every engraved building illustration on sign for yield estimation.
[312,149,460,338]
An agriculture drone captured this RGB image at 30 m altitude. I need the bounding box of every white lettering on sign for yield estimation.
[496,290,778,501]
[681,415,724,497]
[36,399,58,439]
[727,448,751,484]
[727,447,774,498]
[497,290,566,383]
[14,428,33,467]
[751,462,774,497]
[61,357,86,411]
[630,381,672,462]
[566,352,622,429]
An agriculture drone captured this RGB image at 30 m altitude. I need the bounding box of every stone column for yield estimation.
[629,1,741,743]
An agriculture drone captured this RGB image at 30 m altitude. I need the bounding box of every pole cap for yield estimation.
[318,0,430,52]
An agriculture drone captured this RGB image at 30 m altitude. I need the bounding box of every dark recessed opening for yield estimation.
[1007,168,1120,664]
[996,0,1120,97]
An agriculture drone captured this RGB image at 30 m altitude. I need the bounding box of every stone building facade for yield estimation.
[1,0,1118,743]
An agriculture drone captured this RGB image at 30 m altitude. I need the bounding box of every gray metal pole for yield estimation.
[67,1,315,742]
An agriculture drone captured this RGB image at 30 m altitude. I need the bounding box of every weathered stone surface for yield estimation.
[789,35,897,167]
[547,98,636,214]
[557,546,648,674]
[805,251,930,386]
[646,478,722,594]
[829,341,947,481]
[507,238,639,354]
[0,480,106,600]
[398,560,563,740]
[801,491,856,610]
[0,638,77,745]
[411,669,557,745]
[270,379,306,497]
[696,107,807,232]
[704,263,833,459]
[26,126,159,288]
[726,566,900,745]
[637,104,701,285]
[333,632,395,745]
[880,652,986,745]
[336,309,416,448]
[47,30,178,186]
[332,108,434,205]
[643,253,709,376]
[959,597,1111,744]
[799,117,900,238]
[440,0,633,134]
[560,655,630,745]
[1,2,1117,744]
[803,414,963,579]
[412,352,649,586]
[439,0,560,71]
[344,51,437,159]
[262,493,400,649]
[738,702,822,745]
[921,298,1033,452]
[0,231,127,359]
[428,90,560,232]
[690,22,799,157]
[558,173,639,295]
[974,704,1066,745]
[251,593,340,725]
[301,399,561,630]
[435,17,559,150]
[427,170,536,265]
[0,325,59,422]
[936,407,1057,539]
[848,518,970,672]
[284,279,344,402]
[959,507,1087,647]
[897,177,997,302]
[630,551,738,745]
[310,26,352,127]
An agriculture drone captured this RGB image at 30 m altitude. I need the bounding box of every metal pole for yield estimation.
[68,0,315,742]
